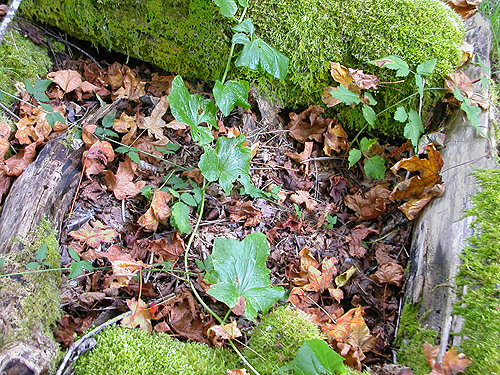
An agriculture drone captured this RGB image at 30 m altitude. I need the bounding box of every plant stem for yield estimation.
[222,307,232,323]
[229,339,262,375]
[221,7,248,85]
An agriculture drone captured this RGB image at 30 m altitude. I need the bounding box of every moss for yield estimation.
[0,219,62,372]
[243,305,326,374]
[0,28,52,106]
[21,0,463,136]
[395,302,437,375]
[453,170,500,374]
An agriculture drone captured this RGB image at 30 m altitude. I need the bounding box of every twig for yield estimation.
[0,0,22,44]
[0,101,20,121]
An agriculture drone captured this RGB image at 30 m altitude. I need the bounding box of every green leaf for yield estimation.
[362,104,376,126]
[167,188,180,198]
[207,233,285,320]
[115,146,129,153]
[0,257,4,269]
[348,149,362,168]
[102,112,116,128]
[128,150,141,164]
[170,201,191,234]
[404,109,424,147]
[237,0,248,6]
[26,262,41,270]
[155,143,181,154]
[234,38,289,80]
[278,339,348,375]
[213,80,250,116]
[212,0,237,18]
[198,135,252,195]
[372,55,409,77]
[46,112,66,128]
[33,92,50,103]
[68,247,81,262]
[359,137,377,152]
[364,92,377,106]
[452,86,464,101]
[165,175,189,189]
[330,85,361,105]
[39,103,54,112]
[140,185,154,199]
[394,106,407,122]
[81,260,95,272]
[415,74,424,97]
[34,79,52,92]
[35,243,48,262]
[364,156,386,180]
[232,18,254,36]
[0,91,5,101]
[104,129,119,138]
[180,192,198,207]
[69,261,83,279]
[461,99,483,136]
[416,59,437,77]
[168,76,216,146]
[24,80,35,95]
[232,33,250,45]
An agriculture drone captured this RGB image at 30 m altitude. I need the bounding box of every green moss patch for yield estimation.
[454,169,500,374]
[21,0,463,136]
[0,28,52,105]
[395,302,437,375]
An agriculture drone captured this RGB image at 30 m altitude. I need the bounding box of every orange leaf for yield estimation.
[47,70,83,93]
[423,344,472,375]
[1,142,37,177]
[138,190,172,231]
[138,95,170,141]
[83,140,115,178]
[324,306,367,341]
[344,185,391,221]
[121,298,152,332]
[446,0,480,19]
[207,320,242,347]
[68,220,118,247]
[303,257,338,292]
[104,157,146,200]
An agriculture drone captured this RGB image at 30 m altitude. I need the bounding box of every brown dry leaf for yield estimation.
[132,136,165,163]
[285,141,313,164]
[459,42,474,67]
[299,248,320,272]
[232,296,246,316]
[288,105,330,142]
[346,225,378,258]
[323,122,348,156]
[121,298,153,332]
[370,262,405,287]
[182,169,203,185]
[226,200,262,227]
[444,72,473,98]
[15,116,37,145]
[147,73,174,96]
[446,0,480,19]
[1,142,37,177]
[83,140,115,178]
[54,315,92,348]
[344,185,391,221]
[0,123,11,139]
[104,156,146,200]
[330,62,354,88]
[390,144,443,201]
[0,136,10,162]
[47,70,83,93]
[166,119,189,130]
[138,190,172,231]
[227,370,250,375]
[69,220,118,248]
[112,65,146,102]
[322,86,342,107]
[423,344,472,375]
[0,4,8,15]
[113,112,136,133]
[348,68,379,90]
[303,257,338,292]
[138,95,169,141]
[0,170,12,201]
[78,291,106,306]
[289,190,318,212]
[97,245,150,288]
[399,183,445,220]
[149,232,185,264]
[108,62,124,89]
[207,320,242,347]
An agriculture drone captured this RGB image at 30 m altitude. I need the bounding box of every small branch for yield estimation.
[0,0,22,44]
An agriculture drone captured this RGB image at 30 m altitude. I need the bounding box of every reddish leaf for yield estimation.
[370,262,405,287]
[303,257,338,292]
[226,200,263,227]
[1,142,37,177]
[344,185,391,221]
[83,140,115,178]
[121,298,153,332]
[138,190,172,231]
[207,320,242,347]
[149,232,185,264]
[104,156,146,200]
[68,220,118,248]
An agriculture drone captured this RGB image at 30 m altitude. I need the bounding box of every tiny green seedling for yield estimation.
[25,242,51,269]
[325,213,338,229]
[67,247,95,279]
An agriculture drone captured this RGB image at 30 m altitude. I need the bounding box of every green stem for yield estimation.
[222,307,233,323]
[229,339,262,375]
[221,7,248,85]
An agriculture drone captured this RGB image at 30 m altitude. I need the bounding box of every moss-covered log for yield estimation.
[21,0,464,135]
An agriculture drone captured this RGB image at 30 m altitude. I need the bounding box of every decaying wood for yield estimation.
[403,14,496,359]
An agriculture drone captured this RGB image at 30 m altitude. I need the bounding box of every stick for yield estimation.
[0,0,22,44]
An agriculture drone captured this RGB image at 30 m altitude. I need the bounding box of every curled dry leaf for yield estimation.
[138,190,172,231]
[207,320,242,347]
[68,220,118,248]
[399,183,445,220]
[322,86,342,107]
[344,185,391,221]
[97,245,150,288]
[138,95,170,141]
[323,122,348,156]
[104,156,146,200]
[289,190,318,212]
[83,140,115,178]
[47,69,83,93]
[348,68,379,90]
[423,344,472,375]
[121,298,152,332]
[112,65,147,102]
[459,42,474,67]
[226,200,262,227]
[370,262,405,287]
[182,168,204,185]
[1,142,37,177]
[285,141,313,164]
[288,105,330,142]
[446,0,480,19]
[147,73,174,96]
[149,232,185,264]
[227,370,250,375]
[346,225,378,258]
[113,112,136,133]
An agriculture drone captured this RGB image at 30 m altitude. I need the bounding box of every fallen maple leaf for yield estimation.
[289,190,318,212]
[1,142,37,177]
[47,69,83,93]
[446,0,481,19]
[138,95,170,141]
[346,225,378,258]
[398,183,445,220]
[324,306,369,342]
[104,156,146,200]
[288,106,330,142]
[148,232,185,264]
[68,220,118,247]
[303,257,338,292]
[121,298,152,332]
[226,200,263,227]
[112,65,146,102]
[83,140,115,178]
[370,262,405,287]
[138,190,172,231]
[207,320,242,347]
[423,344,472,375]
[113,112,136,133]
[344,185,391,221]
[323,121,348,156]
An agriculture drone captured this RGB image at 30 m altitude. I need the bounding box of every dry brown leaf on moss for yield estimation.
[344,185,391,221]
[207,320,242,347]
[348,68,379,90]
[423,344,472,375]
[288,105,329,142]
[47,69,83,93]
[322,86,342,107]
[330,62,354,88]
[290,190,318,212]
[104,156,146,200]
[138,190,172,231]
[323,122,348,156]
[370,262,405,287]
[446,0,481,19]
[226,200,262,227]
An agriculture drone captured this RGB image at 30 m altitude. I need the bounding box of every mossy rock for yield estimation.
[20,0,464,136]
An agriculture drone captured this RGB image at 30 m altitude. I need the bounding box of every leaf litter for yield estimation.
[0,49,468,373]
